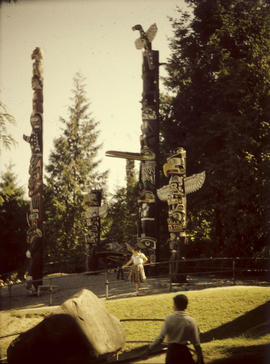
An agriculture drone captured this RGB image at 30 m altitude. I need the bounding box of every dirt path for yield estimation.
[1,270,268,311]
[1,271,170,310]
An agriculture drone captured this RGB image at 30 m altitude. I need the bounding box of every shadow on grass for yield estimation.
[201,301,270,342]
[209,343,270,364]
[110,344,166,363]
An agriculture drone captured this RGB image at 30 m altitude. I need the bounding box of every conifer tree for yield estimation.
[161,0,270,256]
[102,185,139,246]
[102,160,138,250]
[0,166,28,277]
[44,74,108,268]
[0,101,16,154]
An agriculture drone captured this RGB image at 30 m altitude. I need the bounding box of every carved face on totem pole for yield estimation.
[31,47,43,61]
[30,112,42,131]
[158,147,206,255]
[32,76,43,90]
[163,148,187,251]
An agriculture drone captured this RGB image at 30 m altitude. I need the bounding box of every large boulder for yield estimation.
[61,289,125,356]
[7,289,125,364]
[7,313,95,364]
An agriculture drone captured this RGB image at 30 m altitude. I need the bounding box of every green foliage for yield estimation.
[44,74,108,268]
[161,0,270,256]
[0,166,28,277]
[102,184,139,246]
[0,101,16,154]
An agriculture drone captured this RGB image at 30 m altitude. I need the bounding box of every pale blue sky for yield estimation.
[0,0,187,195]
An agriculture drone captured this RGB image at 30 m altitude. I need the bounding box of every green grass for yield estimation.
[104,286,270,362]
[1,286,269,363]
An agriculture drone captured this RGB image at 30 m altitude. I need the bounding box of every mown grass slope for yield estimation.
[104,286,270,363]
[1,286,269,363]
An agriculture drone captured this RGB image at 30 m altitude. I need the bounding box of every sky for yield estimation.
[0,0,188,196]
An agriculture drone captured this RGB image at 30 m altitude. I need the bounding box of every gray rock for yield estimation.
[7,289,125,364]
[61,289,125,356]
[7,313,95,364]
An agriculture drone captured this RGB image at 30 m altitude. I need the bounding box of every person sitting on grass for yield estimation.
[146,294,204,364]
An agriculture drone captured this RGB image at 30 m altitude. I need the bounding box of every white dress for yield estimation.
[129,253,147,282]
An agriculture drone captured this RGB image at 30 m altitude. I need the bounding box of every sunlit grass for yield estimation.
[104,286,270,362]
[105,286,269,332]
[1,286,269,362]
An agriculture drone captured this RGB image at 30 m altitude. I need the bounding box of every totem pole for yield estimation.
[84,190,107,271]
[106,24,160,263]
[23,47,44,292]
[157,147,205,281]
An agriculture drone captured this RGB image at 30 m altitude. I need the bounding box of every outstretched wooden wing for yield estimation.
[105,150,155,161]
[134,38,145,50]
[106,150,142,160]
[134,23,158,49]
[184,171,206,195]
[146,23,158,43]
[157,184,171,201]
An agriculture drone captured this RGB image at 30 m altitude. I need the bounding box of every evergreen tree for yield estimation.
[0,166,28,278]
[0,101,16,154]
[161,0,270,256]
[102,185,139,246]
[44,74,108,268]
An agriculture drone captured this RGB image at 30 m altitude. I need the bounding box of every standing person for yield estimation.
[146,294,204,364]
[122,248,148,295]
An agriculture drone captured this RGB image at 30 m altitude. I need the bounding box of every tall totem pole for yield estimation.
[106,24,160,263]
[157,148,205,281]
[84,190,107,271]
[23,47,44,292]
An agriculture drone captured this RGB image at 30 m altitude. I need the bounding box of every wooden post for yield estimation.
[105,270,109,299]
[8,284,12,308]
[169,261,173,292]
[84,190,107,271]
[49,278,53,306]
[232,259,236,285]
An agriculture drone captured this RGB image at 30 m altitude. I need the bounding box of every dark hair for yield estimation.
[173,294,188,310]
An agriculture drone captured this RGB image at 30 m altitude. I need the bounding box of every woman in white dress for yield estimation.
[122,248,148,295]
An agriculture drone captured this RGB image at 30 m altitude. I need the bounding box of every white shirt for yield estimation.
[132,252,147,265]
[149,311,201,348]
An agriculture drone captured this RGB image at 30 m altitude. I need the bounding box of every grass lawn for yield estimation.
[1,286,269,363]
[104,286,270,363]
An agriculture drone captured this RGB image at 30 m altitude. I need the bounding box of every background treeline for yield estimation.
[159,0,270,258]
[0,0,269,278]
